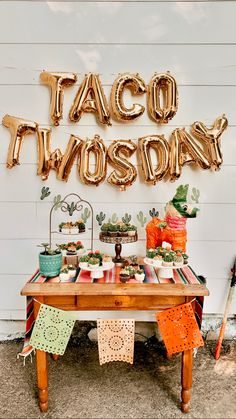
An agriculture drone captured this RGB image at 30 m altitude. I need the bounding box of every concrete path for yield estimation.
[0,341,235,418]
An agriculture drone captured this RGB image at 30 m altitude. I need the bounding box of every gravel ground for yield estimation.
[0,340,235,419]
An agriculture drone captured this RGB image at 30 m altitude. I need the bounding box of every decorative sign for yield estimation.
[2,71,228,190]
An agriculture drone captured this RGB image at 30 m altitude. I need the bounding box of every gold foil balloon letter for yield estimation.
[110,73,146,121]
[169,128,211,181]
[57,135,83,182]
[79,135,107,186]
[2,115,38,168]
[69,73,111,126]
[138,135,169,184]
[191,115,228,170]
[40,71,77,126]
[148,72,178,124]
[107,140,137,191]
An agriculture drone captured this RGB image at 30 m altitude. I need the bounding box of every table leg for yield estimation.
[181,348,193,413]
[36,349,48,412]
[33,298,48,412]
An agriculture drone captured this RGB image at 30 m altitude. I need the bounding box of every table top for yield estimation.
[21,258,209,297]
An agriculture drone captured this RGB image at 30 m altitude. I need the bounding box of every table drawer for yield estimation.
[44,296,77,309]
[76,295,185,310]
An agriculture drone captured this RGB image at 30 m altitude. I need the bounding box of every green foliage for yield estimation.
[101,223,109,232]
[149,208,159,218]
[191,187,200,204]
[53,194,62,210]
[81,207,91,223]
[38,242,61,255]
[158,222,167,229]
[163,252,174,262]
[122,213,131,224]
[96,212,106,226]
[40,187,51,200]
[136,211,147,227]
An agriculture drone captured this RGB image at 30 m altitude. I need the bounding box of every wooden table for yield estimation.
[21,280,209,414]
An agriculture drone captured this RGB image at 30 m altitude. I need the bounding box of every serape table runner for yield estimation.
[19,264,205,359]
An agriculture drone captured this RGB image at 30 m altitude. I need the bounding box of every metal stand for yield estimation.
[49,193,94,251]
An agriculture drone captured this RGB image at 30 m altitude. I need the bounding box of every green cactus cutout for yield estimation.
[81,207,91,224]
[67,202,77,216]
[53,195,62,210]
[96,212,106,226]
[110,213,118,224]
[191,187,200,204]
[40,187,51,200]
[137,211,147,227]
[122,213,131,224]
[149,208,159,218]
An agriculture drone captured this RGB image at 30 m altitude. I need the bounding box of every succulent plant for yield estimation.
[163,252,174,262]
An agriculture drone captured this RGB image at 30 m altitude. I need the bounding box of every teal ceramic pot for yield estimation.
[39,252,62,277]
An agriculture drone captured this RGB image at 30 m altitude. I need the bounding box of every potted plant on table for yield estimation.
[135,269,145,282]
[59,267,70,282]
[162,252,174,267]
[127,225,137,237]
[80,255,89,269]
[38,243,62,277]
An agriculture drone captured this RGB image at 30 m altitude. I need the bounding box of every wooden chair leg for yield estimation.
[181,349,193,413]
[36,349,48,412]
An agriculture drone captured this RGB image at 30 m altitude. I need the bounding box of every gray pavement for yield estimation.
[0,340,235,419]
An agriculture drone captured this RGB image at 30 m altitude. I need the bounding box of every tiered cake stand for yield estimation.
[144,257,188,280]
[99,233,138,266]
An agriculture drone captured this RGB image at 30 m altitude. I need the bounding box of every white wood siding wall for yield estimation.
[0,0,236,321]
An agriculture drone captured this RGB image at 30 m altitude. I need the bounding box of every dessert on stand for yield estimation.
[79,252,114,280]
[99,220,138,266]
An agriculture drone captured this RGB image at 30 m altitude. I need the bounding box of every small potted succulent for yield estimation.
[108,224,119,237]
[101,223,109,234]
[68,264,77,278]
[80,255,89,269]
[119,224,128,237]
[76,219,86,233]
[153,254,163,267]
[87,250,103,264]
[173,252,184,267]
[135,269,145,282]
[88,257,100,268]
[126,266,136,278]
[182,253,189,265]
[146,249,156,263]
[60,222,74,234]
[75,241,85,255]
[38,243,62,277]
[102,255,112,268]
[156,246,166,257]
[59,267,70,282]
[119,268,130,283]
[129,255,139,270]
[162,252,174,267]
[127,225,137,237]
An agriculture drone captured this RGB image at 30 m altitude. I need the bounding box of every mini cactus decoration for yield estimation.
[40,187,51,200]
[68,202,77,216]
[81,207,91,223]
[108,213,118,224]
[137,211,147,227]
[149,208,159,218]
[122,213,131,224]
[53,194,62,210]
[96,211,106,226]
[191,187,200,204]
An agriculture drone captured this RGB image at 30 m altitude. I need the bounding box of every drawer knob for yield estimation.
[115,300,122,306]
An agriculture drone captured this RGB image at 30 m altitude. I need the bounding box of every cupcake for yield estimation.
[59,268,70,282]
[162,252,174,267]
[135,269,145,283]
[88,257,100,268]
[174,252,184,267]
[119,269,130,283]
[68,265,76,278]
[80,255,88,269]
